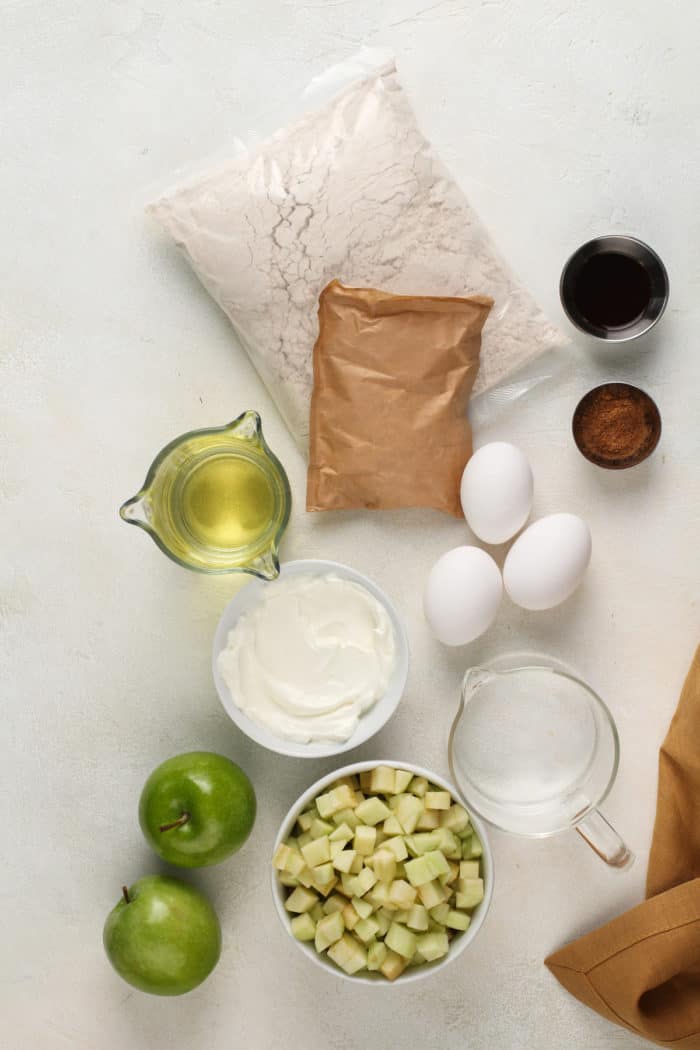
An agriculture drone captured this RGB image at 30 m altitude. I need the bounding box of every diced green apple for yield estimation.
[380,949,407,981]
[404,855,432,887]
[350,866,377,897]
[314,911,345,952]
[290,914,316,941]
[329,822,354,844]
[367,940,388,971]
[385,922,416,960]
[332,850,356,874]
[446,910,470,931]
[327,934,367,975]
[433,828,462,860]
[383,815,404,836]
[312,863,335,886]
[425,791,451,810]
[404,832,440,857]
[285,886,318,913]
[310,818,334,839]
[313,876,338,897]
[406,904,429,931]
[278,871,299,887]
[370,766,397,794]
[388,879,418,909]
[439,861,460,887]
[415,809,441,830]
[428,902,450,925]
[297,810,315,833]
[301,836,331,868]
[355,797,391,826]
[354,916,380,944]
[396,795,424,835]
[333,808,360,829]
[339,873,355,897]
[393,770,414,794]
[316,784,358,818]
[373,849,397,884]
[441,804,471,834]
[351,896,374,920]
[467,835,483,858]
[277,770,482,981]
[342,902,359,930]
[409,776,428,797]
[417,879,446,909]
[416,931,449,962]
[460,860,480,878]
[456,878,484,908]
[323,894,345,915]
[280,845,307,876]
[310,902,324,923]
[382,836,408,862]
[353,825,376,856]
[375,911,391,937]
[424,851,450,879]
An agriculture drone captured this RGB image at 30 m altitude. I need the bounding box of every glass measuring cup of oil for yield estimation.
[448,653,633,869]
[120,411,290,578]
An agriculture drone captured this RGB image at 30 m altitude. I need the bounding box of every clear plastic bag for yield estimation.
[149,50,568,450]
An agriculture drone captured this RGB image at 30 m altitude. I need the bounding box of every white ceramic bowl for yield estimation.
[212,559,409,758]
[271,760,494,985]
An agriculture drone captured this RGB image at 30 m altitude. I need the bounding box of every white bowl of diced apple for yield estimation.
[271,761,493,984]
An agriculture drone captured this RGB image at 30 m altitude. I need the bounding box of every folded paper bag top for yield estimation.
[307,280,493,516]
[546,644,700,1049]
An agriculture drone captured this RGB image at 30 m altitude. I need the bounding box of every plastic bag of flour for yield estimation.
[149,52,567,450]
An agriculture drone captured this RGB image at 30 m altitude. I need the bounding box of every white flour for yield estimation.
[150,62,566,451]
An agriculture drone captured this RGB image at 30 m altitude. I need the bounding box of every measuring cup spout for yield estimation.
[462,666,497,695]
[119,493,150,529]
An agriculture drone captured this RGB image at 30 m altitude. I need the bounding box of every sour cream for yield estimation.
[217,574,396,743]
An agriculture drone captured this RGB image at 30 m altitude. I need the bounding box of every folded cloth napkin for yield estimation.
[546,645,700,1048]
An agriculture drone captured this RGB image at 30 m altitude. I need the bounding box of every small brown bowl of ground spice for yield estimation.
[572,382,661,469]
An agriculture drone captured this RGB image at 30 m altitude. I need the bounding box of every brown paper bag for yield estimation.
[307,280,493,516]
[546,645,700,1047]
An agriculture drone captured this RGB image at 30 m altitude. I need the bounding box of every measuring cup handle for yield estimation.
[576,810,634,869]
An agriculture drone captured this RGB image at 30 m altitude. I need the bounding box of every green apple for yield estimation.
[139,751,256,867]
[103,875,221,995]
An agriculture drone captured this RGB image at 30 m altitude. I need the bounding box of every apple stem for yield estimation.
[122,886,130,905]
[159,811,190,834]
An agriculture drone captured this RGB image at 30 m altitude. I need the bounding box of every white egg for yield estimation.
[423,546,503,646]
[503,513,592,611]
[460,442,533,544]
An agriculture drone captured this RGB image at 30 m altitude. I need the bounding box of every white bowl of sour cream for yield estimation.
[212,559,409,758]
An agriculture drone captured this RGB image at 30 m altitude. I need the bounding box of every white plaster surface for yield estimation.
[2,3,699,1048]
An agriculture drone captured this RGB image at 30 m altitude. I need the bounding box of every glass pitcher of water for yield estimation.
[448,653,633,868]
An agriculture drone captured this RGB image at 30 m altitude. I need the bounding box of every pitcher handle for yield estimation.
[576,809,634,870]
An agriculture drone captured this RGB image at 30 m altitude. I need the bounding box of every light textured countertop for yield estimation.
[2,3,699,1048]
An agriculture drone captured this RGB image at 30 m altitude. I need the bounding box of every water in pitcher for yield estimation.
[449,664,619,837]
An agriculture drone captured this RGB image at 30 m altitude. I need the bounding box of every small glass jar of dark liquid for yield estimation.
[560,235,669,341]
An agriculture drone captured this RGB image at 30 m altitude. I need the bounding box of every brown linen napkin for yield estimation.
[546,645,700,1047]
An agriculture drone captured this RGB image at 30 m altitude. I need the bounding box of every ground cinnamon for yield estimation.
[572,383,661,469]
